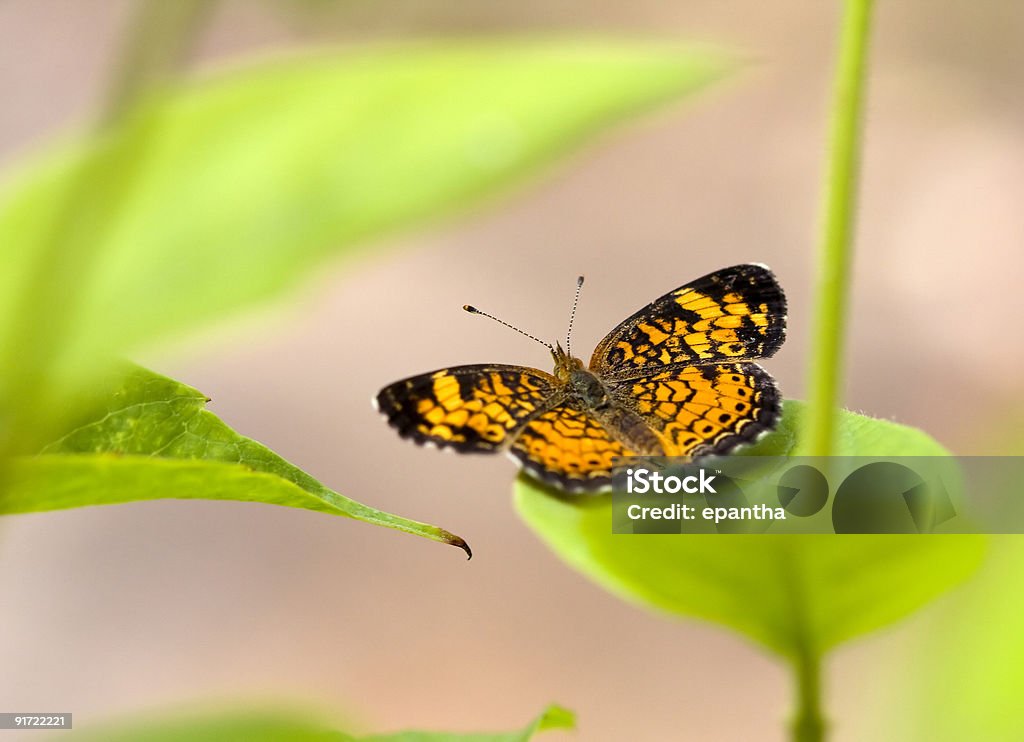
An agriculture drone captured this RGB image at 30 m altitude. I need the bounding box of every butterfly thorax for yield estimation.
[550,342,665,455]
[551,343,608,404]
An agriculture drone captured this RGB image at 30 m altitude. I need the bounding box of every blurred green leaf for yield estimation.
[3,365,470,556]
[861,537,1024,741]
[57,705,574,741]
[61,712,345,742]
[0,40,732,414]
[357,703,575,741]
[515,400,986,657]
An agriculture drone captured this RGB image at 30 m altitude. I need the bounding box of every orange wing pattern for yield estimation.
[591,264,786,377]
[508,404,631,492]
[375,365,559,452]
[609,363,780,458]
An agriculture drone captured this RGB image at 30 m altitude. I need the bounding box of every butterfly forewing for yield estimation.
[376,364,559,452]
[590,264,786,378]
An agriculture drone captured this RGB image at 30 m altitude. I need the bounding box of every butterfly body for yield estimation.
[549,345,664,456]
[376,264,786,493]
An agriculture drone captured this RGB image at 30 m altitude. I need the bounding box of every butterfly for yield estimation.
[375,264,786,493]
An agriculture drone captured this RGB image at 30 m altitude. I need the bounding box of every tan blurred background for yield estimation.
[1,1,1022,740]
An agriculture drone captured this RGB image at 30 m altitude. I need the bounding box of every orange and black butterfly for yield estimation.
[375,264,786,493]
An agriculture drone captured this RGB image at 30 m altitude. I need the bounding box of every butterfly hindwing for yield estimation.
[607,362,781,457]
[508,404,630,492]
[375,364,558,452]
[590,264,786,377]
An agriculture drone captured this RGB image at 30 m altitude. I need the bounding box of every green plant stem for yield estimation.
[779,542,827,742]
[105,0,214,121]
[792,649,826,742]
[804,0,875,457]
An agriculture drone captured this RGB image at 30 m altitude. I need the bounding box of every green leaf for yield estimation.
[56,705,575,742]
[860,537,1024,741]
[515,400,986,657]
[0,41,731,417]
[2,365,470,556]
[731,399,957,458]
[59,712,347,742]
[357,703,575,741]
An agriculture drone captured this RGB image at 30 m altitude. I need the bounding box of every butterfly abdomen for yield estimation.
[562,367,664,457]
[595,405,664,457]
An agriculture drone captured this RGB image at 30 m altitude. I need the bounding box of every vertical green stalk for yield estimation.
[804,0,875,457]
[104,0,215,121]
[780,542,826,742]
[791,2,875,738]
[792,648,825,742]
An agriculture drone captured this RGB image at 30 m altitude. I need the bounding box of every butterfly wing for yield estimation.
[375,364,560,453]
[590,264,786,378]
[508,403,631,492]
[607,362,780,457]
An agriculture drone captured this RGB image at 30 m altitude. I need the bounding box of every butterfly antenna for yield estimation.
[463,305,553,350]
[565,275,584,357]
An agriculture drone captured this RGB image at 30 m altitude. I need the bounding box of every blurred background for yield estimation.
[1,1,1022,740]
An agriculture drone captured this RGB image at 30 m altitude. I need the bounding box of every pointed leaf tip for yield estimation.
[535,704,576,731]
[448,534,473,560]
